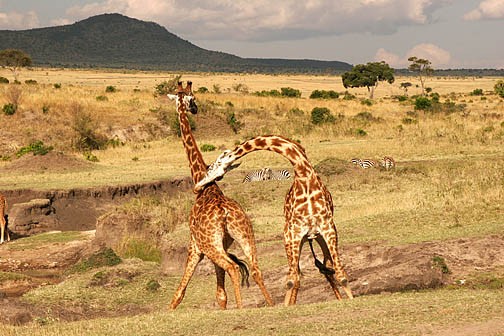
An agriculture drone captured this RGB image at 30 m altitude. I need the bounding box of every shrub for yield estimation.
[495,80,504,98]
[53,83,61,89]
[118,238,161,263]
[288,107,304,117]
[201,144,216,152]
[68,248,122,273]
[402,117,418,125]
[354,111,376,122]
[196,86,209,94]
[212,84,221,94]
[280,87,301,98]
[0,76,9,84]
[342,91,356,100]
[72,107,109,151]
[310,90,339,99]
[232,83,249,93]
[470,88,484,96]
[254,89,281,97]
[394,95,408,102]
[414,97,432,110]
[146,279,161,292]
[154,75,182,96]
[311,107,335,125]
[354,128,368,137]
[360,98,373,106]
[24,79,37,85]
[83,152,99,162]
[2,103,16,115]
[105,85,116,93]
[226,111,243,134]
[96,95,108,101]
[16,140,53,157]
[42,105,50,114]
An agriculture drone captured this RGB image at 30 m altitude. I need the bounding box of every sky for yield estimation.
[0,0,503,69]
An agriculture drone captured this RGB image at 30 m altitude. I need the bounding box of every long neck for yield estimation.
[232,135,315,178]
[178,103,207,184]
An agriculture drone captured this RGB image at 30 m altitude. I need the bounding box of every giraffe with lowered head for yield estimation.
[167,82,274,309]
[195,135,354,305]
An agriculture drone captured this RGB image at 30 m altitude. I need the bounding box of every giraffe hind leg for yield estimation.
[170,242,204,310]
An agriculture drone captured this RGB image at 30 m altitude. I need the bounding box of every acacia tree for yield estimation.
[341,61,395,99]
[408,56,433,96]
[0,49,32,81]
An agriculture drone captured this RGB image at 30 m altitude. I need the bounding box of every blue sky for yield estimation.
[1,0,503,69]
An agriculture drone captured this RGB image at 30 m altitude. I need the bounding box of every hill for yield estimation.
[0,13,352,74]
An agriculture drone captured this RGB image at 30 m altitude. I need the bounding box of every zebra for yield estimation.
[243,168,291,183]
[380,156,396,170]
[350,158,361,165]
[358,159,376,169]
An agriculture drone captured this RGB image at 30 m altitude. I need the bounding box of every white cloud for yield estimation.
[374,43,452,68]
[464,0,504,20]
[0,10,39,29]
[61,0,452,41]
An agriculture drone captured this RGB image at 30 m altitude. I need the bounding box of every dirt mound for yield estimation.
[2,151,93,173]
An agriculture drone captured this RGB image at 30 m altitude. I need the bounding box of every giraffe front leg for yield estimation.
[170,242,203,310]
[214,264,227,309]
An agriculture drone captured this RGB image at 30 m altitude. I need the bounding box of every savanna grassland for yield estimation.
[0,68,503,335]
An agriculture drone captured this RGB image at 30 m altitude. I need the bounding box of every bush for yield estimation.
[354,128,368,137]
[232,83,249,93]
[342,91,356,100]
[2,103,16,115]
[310,90,339,99]
[254,89,281,97]
[196,86,209,94]
[494,80,504,98]
[24,79,37,85]
[201,144,216,152]
[16,140,53,157]
[72,108,109,151]
[414,97,432,110]
[311,107,335,125]
[96,95,108,101]
[0,76,9,84]
[53,83,61,89]
[154,75,182,96]
[68,248,122,273]
[280,87,301,98]
[226,111,243,134]
[360,98,373,106]
[470,88,484,96]
[105,85,116,93]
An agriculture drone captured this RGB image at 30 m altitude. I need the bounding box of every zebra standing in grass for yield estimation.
[243,167,291,183]
[380,156,396,170]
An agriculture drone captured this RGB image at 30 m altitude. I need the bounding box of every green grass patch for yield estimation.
[6,231,87,251]
[0,271,29,283]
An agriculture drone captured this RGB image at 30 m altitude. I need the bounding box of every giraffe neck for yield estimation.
[178,102,207,184]
[232,135,315,178]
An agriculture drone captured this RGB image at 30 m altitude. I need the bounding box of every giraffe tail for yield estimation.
[228,253,250,287]
[308,239,335,276]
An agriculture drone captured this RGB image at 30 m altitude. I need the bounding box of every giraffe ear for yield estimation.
[167,94,177,100]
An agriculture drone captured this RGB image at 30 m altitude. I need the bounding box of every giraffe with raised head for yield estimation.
[166,82,274,309]
[195,135,354,305]
[0,193,9,244]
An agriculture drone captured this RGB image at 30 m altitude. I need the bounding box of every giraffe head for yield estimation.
[194,149,239,192]
[167,81,198,114]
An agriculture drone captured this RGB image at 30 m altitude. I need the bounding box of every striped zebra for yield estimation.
[243,168,291,183]
[380,156,396,170]
[350,158,361,165]
[358,159,376,169]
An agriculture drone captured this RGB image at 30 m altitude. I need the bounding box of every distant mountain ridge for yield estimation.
[0,13,352,74]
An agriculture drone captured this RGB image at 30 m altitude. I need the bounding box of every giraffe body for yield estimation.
[0,193,9,244]
[196,135,354,305]
[168,83,273,309]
